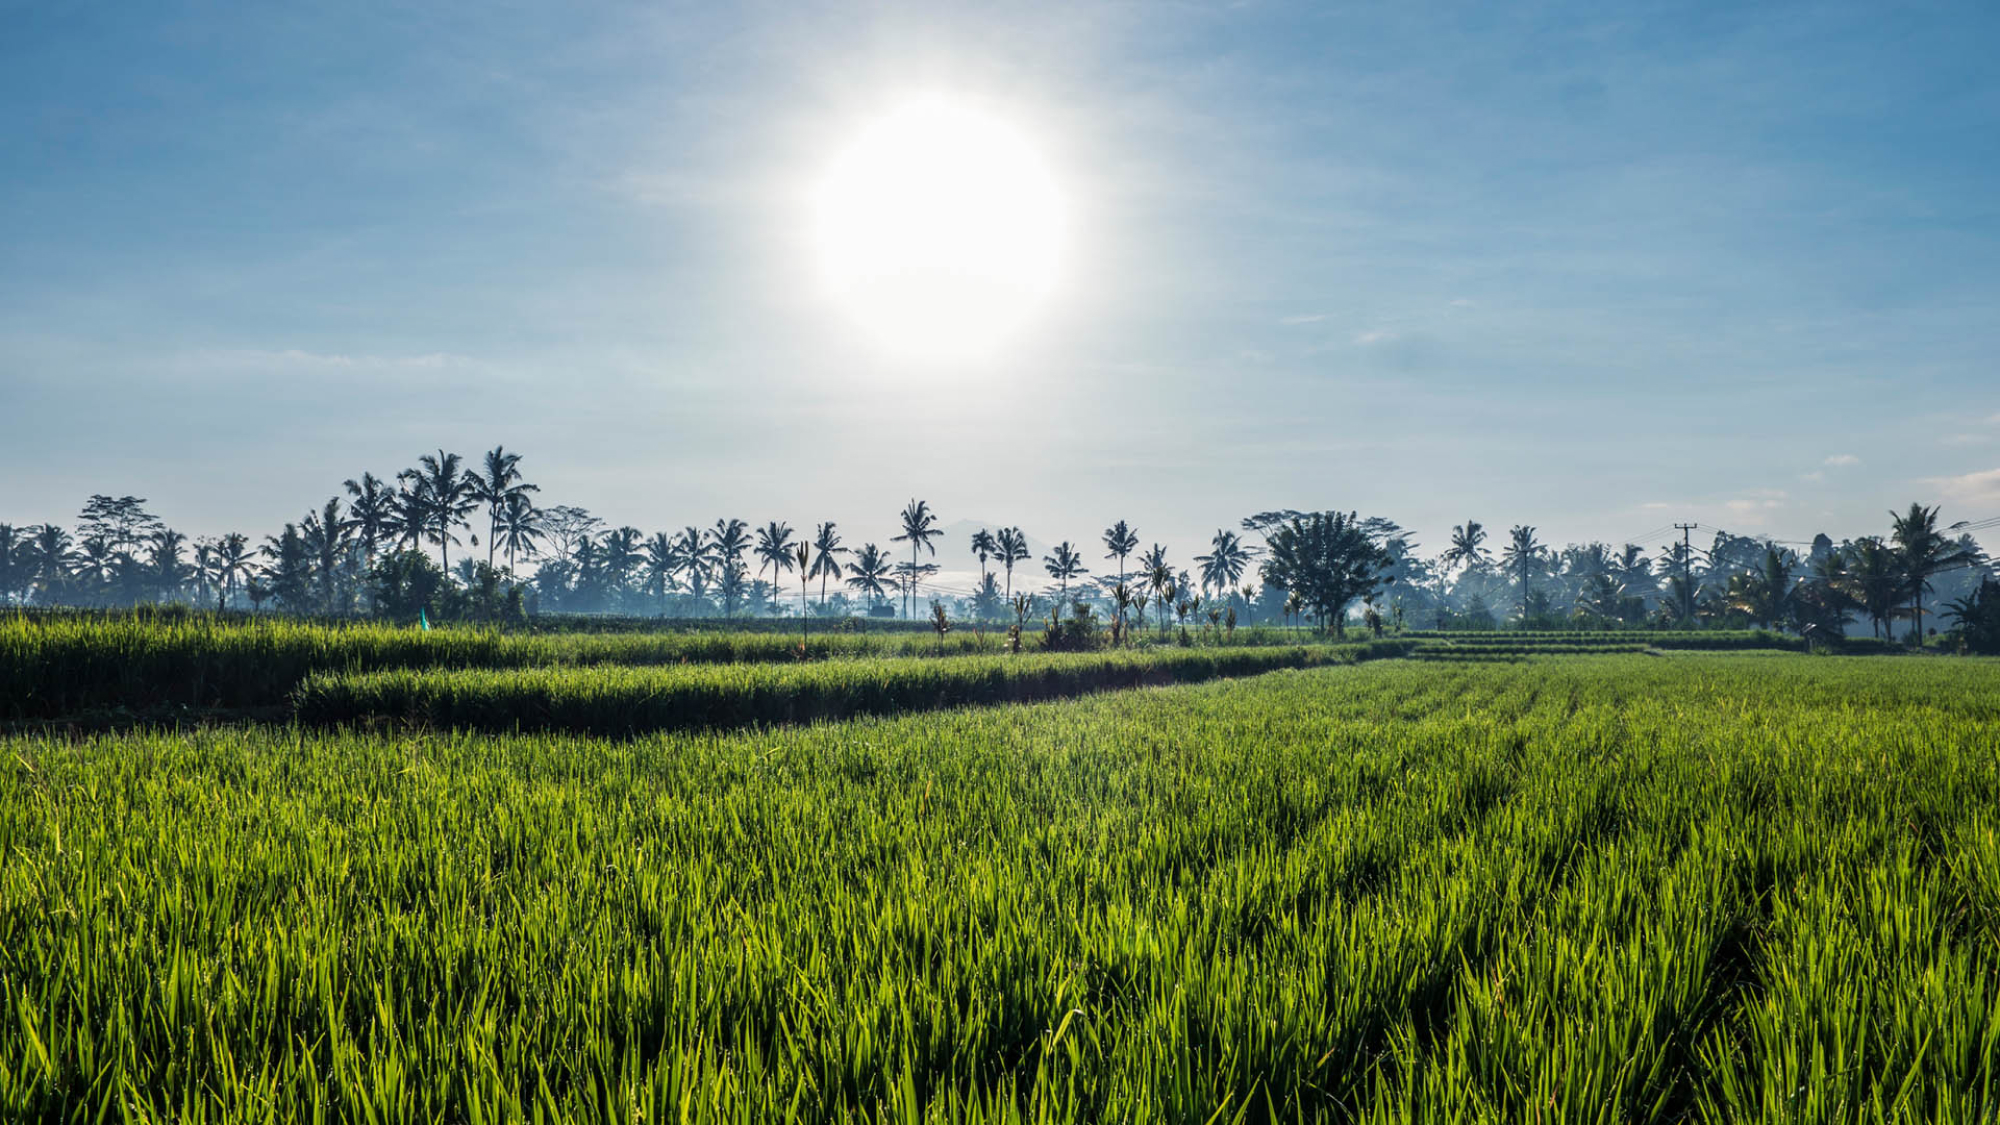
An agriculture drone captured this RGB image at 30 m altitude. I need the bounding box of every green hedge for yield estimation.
[292,646,1384,735]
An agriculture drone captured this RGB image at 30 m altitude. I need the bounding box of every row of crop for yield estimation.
[292,645,1381,734]
[6,657,2000,1119]
[0,613,1011,718]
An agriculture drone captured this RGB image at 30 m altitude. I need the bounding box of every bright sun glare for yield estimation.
[814,96,1064,361]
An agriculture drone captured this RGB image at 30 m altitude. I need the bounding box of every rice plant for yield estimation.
[3,655,1998,1121]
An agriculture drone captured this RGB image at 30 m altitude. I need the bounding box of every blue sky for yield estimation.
[4,0,1998,566]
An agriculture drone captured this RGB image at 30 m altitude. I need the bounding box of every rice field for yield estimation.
[4,652,1998,1122]
[291,645,1377,734]
[0,612,1404,720]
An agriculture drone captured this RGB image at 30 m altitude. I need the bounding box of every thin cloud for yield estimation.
[1353,329,1398,346]
[1823,453,1860,467]
[1279,314,1325,325]
[1925,467,2000,505]
[1800,470,1825,483]
[1724,489,1787,527]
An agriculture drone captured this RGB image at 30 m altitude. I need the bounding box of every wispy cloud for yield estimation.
[1800,470,1825,483]
[1353,329,1398,346]
[1724,489,1788,526]
[1823,453,1860,467]
[1279,313,1324,325]
[1925,467,2000,505]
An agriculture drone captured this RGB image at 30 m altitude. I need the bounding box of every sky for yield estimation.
[4,0,1999,572]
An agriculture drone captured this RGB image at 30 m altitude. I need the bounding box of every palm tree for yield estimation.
[809,522,850,613]
[754,522,798,616]
[892,500,943,618]
[468,446,539,568]
[1845,536,1901,639]
[213,532,252,611]
[642,532,678,614]
[706,519,750,616]
[601,527,644,601]
[676,526,713,607]
[1500,525,1544,618]
[1195,529,1249,597]
[997,527,1031,600]
[1441,520,1491,574]
[299,498,354,613]
[1889,503,1975,642]
[1725,546,1796,631]
[386,481,427,554]
[496,492,543,573]
[147,527,191,603]
[1145,554,1174,640]
[1043,541,1088,598]
[1102,521,1140,588]
[846,543,893,612]
[343,473,394,565]
[399,450,480,573]
[971,529,999,597]
[27,524,74,604]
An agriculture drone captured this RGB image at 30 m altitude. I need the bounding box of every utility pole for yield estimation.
[1674,524,1697,625]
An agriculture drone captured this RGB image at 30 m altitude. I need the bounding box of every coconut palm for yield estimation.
[1043,541,1088,598]
[996,527,1030,600]
[846,542,893,611]
[1195,529,1249,597]
[1441,520,1491,574]
[467,446,539,568]
[1102,520,1140,587]
[1144,552,1175,639]
[1500,525,1545,618]
[891,499,943,618]
[26,524,74,604]
[343,473,395,565]
[1845,536,1902,639]
[212,532,253,612]
[676,526,713,606]
[73,537,115,588]
[1889,502,1975,642]
[496,492,543,573]
[399,450,481,573]
[600,527,644,601]
[809,522,849,613]
[642,532,678,614]
[297,499,354,613]
[386,481,428,554]
[971,529,998,596]
[707,519,751,615]
[754,521,798,615]
[147,527,191,603]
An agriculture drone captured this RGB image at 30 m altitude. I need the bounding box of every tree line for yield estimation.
[3,447,1996,650]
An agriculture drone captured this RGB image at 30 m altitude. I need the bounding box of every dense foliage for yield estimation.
[2,456,1993,644]
[4,656,1999,1120]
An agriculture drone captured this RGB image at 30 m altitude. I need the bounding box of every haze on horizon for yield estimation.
[4,0,1999,564]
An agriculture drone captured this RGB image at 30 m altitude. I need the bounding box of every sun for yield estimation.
[813,96,1064,361]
